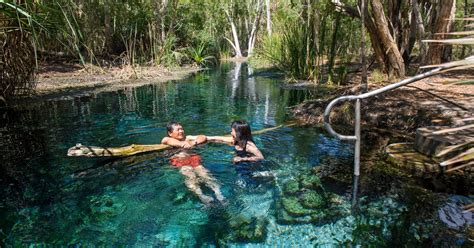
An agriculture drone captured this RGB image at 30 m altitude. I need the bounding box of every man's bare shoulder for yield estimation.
[161,137,170,144]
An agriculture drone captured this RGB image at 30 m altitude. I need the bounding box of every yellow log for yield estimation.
[67,143,171,157]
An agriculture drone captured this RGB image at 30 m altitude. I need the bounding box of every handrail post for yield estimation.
[352,99,361,208]
[354,99,361,176]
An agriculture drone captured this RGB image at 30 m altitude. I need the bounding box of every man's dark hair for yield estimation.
[166,121,182,136]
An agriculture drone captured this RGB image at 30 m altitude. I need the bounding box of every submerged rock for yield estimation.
[284,180,300,195]
[301,191,325,209]
[438,195,473,230]
[277,172,348,225]
[299,174,322,190]
[229,215,268,242]
[282,197,314,216]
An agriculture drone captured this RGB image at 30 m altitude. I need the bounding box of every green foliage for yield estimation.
[281,21,318,80]
[254,34,283,67]
[0,0,227,67]
[0,0,46,104]
[254,0,362,82]
[186,41,216,67]
[156,35,184,67]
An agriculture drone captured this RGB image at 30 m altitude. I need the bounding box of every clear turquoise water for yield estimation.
[0,63,467,246]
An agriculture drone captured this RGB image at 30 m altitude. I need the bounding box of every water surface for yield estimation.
[1,63,462,246]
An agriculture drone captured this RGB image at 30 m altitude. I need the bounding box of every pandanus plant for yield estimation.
[186,41,216,67]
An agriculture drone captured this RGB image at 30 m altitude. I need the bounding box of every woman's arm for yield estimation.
[206,135,234,145]
[186,135,207,145]
[233,142,264,163]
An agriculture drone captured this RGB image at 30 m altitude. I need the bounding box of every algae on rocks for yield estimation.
[277,170,350,225]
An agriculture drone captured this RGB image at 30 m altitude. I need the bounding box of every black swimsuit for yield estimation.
[235,148,249,158]
[234,144,274,190]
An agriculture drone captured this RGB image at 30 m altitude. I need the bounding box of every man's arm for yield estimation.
[161,137,192,148]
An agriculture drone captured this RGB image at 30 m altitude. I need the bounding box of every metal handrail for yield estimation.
[323,56,473,180]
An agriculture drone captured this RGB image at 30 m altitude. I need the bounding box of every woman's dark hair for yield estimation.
[231,120,254,151]
[166,121,182,136]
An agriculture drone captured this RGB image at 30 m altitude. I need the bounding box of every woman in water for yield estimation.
[207,120,264,163]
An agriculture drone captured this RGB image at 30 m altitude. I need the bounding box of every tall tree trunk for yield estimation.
[425,0,455,65]
[442,0,456,61]
[305,0,311,71]
[167,0,178,38]
[265,0,272,36]
[160,0,168,42]
[461,0,468,58]
[411,0,427,63]
[331,0,405,77]
[225,10,243,58]
[328,13,341,80]
[360,0,367,93]
[104,1,112,54]
[247,0,263,57]
[369,0,405,77]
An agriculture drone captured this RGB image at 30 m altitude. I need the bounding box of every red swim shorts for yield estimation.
[170,154,202,168]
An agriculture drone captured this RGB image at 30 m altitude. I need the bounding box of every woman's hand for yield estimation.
[232,156,243,163]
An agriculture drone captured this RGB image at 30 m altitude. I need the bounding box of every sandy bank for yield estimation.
[34,63,204,100]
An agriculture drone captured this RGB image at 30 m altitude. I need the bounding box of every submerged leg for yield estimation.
[194,166,225,203]
[180,166,214,204]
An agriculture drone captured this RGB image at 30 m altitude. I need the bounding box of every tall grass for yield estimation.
[0,0,45,105]
[286,21,320,81]
[255,1,362,83]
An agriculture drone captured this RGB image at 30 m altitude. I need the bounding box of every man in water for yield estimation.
[161,121,225,204]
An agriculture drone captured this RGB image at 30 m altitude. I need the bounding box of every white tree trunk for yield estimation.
[247,0,263,57]
[265,0,272,36]
[160,0,168,42]
[225,10,243,58]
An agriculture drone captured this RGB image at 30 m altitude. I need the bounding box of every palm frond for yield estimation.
[440,148,474,167]
[436,31,474,36]
[420,56,474,69]
[436,140,474,158]
[422,38,474,45]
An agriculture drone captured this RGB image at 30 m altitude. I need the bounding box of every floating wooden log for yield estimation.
[67,143,171,157]
[67,122,297,157]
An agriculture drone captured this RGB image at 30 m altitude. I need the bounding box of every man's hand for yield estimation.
[181,141,192,149]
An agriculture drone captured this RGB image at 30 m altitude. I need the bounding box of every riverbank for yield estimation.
[292,69,474,194]
[290,70,473,245]
[32,63,204,100]
[291,70,474,131]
